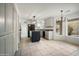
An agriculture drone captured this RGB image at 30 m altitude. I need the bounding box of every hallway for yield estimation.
[16,38,79,56]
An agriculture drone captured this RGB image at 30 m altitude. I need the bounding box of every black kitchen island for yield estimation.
[28,28,53,42]
[31,31,40,42]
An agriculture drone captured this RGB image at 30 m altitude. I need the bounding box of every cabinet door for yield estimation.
[14,10,19,52]
[0,3,5,35]
[0,37,5,56]
[6,4,13,33]
[45,17,54,27]
[14,10,17,32]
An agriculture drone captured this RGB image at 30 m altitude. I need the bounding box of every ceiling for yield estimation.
[16,3,79,20]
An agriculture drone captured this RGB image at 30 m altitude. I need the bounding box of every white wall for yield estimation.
[21,22,28,38]
[66,11,79,19]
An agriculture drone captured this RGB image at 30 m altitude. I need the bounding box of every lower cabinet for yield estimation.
[31,31,40,42]
[0,33,19,56]
[13,33,19,53]
[0,3,19,56]
[0,37,5,56]
[45,31,53,40]
[5,34,14,56]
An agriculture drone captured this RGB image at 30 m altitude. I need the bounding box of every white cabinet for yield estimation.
[13,8,19,52]
[5,34,14,56]
[0,37,5,56]
[14,10,17,32]
[0,3,19,56]
[4,4,15,56]
[13,33,19,53]
[5,4,13,33]
[44,17,54,40]
[0,3,6,56]
[45,31,53,40]
[45,17,54,27]
[0,4,5,35]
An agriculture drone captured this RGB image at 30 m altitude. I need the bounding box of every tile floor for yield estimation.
[15,38,79,56]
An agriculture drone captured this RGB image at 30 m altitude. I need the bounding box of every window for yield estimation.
[68,19,79,35]
[56,21,61,35]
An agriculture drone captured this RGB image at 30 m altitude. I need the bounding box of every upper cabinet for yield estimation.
[45,17,54,28]
[0,4,5,35]
[0,3,19,56]
[5,4,13,33]
[13,8,18,32]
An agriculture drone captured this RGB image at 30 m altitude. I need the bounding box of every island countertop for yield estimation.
[30,29,53,31]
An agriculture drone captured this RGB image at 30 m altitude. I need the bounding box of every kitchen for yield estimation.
[27,16,55,42]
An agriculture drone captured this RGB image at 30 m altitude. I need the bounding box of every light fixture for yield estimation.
[60,10,63,35]
[32,16,36,24]
[61,10,63,21]
[60,10,66,22]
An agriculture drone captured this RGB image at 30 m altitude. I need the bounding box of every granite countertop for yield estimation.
[30,29,53,31]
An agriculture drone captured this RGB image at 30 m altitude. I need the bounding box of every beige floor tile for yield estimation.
[16,38,79,56]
